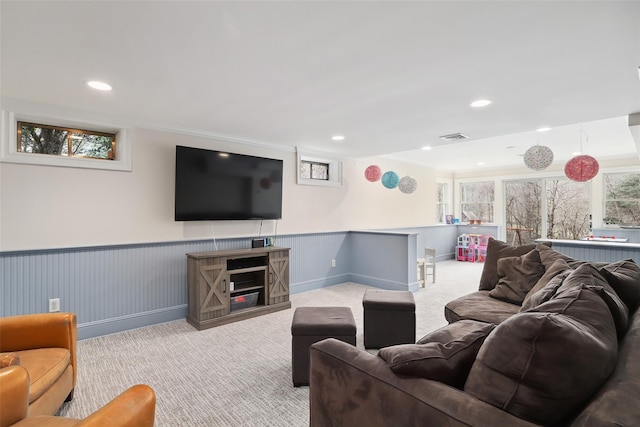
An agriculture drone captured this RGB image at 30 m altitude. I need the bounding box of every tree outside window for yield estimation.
[604,173,640,226]
[436,182,449,223]
[460,181,494,223]
[18,122,115,160]
[504,178,590,244]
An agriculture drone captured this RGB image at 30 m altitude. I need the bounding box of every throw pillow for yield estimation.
[0,352,20,368]
[478,238,550,291]
[378,320,495,389]
[520,268,572,311]
[489,250,544,304]
[520,258,572,311]
[464,284,618,426]
[599,259,640,312]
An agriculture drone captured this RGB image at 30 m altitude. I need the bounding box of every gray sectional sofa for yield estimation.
[309,239,640,426]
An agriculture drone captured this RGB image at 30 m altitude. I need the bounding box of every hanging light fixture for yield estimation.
[398,176,418,194]
[523,143,554,171]
[381,171,399,189]
[565,127,599,182]
[364,165,382,182]
[565,155,599,182]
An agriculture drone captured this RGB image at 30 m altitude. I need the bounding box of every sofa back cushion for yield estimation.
[521,268,572,311]
[464,283,618,425]
[378,320,495,389]
[598,259,640,312]
[489,249,544,304]
[556,263,629,339]
[521,258,572,311]
[479,238,550,291]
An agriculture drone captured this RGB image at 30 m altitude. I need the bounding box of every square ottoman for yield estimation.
[363,289,415,349]
[291,306,356,387]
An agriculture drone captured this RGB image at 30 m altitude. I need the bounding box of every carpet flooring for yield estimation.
[57,260,484,426]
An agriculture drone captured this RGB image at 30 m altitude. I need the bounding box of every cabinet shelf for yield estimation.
[228,266,267,275]
[231,285,263,294]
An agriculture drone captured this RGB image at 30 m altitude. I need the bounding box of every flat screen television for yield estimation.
[175,145,283,221]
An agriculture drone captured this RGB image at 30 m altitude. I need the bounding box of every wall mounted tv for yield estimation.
[175,145,283,221]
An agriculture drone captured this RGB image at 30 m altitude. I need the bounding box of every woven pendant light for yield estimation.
[398,176,417,194]
[364,165,382,182]
[523,145,554,170]
[565,155,599,182]
[565,127,599,182]
[381,171,399,189]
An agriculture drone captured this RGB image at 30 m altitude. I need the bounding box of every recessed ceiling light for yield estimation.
[470,99,492,108]
[421,146,432,151]
[331,135,345,141]
[477,161,485,166]
[87,81,112,91]
[536,127,551,132]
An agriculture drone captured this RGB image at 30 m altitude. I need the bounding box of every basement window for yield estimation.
[296,149,343,187]
[300,160,329,181]
[18,121,116,160]
[1,110,132,171]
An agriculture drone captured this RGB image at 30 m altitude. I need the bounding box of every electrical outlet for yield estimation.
[331,259,336,268]
[49,298,60,312]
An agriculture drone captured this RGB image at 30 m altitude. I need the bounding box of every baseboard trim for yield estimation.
[77,305,188,340]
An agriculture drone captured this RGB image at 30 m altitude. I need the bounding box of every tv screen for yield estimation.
[175,145,283,221]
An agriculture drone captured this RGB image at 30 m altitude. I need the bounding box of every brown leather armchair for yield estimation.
[0,365,156,427]
[0,313,77,416]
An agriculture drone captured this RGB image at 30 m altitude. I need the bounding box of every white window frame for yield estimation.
[1,109,132,171]
[296,148,343,187]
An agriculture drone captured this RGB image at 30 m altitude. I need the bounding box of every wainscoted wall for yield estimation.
[591,228,640,243]
[547,240,640,264]
[0,224,502,340]
[1,229,428,339]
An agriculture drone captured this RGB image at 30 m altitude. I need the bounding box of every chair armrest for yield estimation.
[310,338,539,427]
[0,365,30,427]
[0,313,77,386]
[78,384,156,427]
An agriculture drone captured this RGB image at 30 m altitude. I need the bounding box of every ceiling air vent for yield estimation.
[439,133,469,142]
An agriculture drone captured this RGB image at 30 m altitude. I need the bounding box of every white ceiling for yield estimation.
[2,1,639,172]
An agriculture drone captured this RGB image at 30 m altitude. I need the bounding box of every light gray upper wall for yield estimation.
[0,126,441,252]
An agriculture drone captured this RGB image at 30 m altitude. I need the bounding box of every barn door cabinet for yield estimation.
[186,247,291,330]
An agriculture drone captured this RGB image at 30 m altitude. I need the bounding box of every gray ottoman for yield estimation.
[363,289,416,349]
[291,306,356,387]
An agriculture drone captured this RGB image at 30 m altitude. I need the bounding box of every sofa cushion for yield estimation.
[520,268,572,311]
[445,291,520,324]
[521,258,572,311]
[489,249,544,304]
[598,259,640,312]
[378,320,495,389]
[569,308,640,426]
[464,283,618,426]
[479,238,547,291]
[15,348,70,402]
[556,263,629,339]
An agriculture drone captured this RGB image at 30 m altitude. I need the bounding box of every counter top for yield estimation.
[539,239,640,249]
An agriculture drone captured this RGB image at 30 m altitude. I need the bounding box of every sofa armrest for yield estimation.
[78,384,156,427]
[0,313,77,386]
[310,338,540,427]
[0,365,30,427]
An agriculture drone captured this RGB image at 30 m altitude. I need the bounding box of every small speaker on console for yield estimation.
[252,238,265,248]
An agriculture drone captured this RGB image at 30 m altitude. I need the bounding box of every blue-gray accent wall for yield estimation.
[0,224,520,340]
[2,227,461,339]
